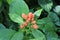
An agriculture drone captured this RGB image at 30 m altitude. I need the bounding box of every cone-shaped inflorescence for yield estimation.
[20,12,38,29]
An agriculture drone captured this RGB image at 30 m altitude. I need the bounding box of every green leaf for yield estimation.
[29,39,36,40]
[9,13,24,24]
[11,31,23,40]
[44,22,55,31]
[0,29,16,40]
[38,0,53,12]
[37,17,56,32]
[36,19,46,25]
[46,31,58,40]
[34,9,43,18]
[32,30,46,40]
[7,0,13,4]
[37,17,59,40]
[9,0,29,15]
[48,12,60,26]
[54,5,60,16]
[9,0,29,23]
[38,22,55,34]
[29,38,42,40]
[36,17,51,25]
[0,23,6,29]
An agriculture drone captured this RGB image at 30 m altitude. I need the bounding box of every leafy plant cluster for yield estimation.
[0,0,60,40]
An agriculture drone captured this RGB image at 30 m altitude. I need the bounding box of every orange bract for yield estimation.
[23,22,28,26]
[20,12,38,29]
[27,18,31,21]
[28,12,35,21]
[32,24,38,29]
[28,12,33,19]
[31,18,34,22]
[26,20,29,23]
[31,20,36,24]
[22,13,27,19]
[20,24,24,29]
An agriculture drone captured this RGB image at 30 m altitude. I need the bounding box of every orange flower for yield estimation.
[31,18,34,22]
[26,20,29,23]
[28,12,35,21]
[20,24,24,29]
[31,20,36,24]
[32,24,38,29]
[28,12,33,19]
[22,13,27,19]
[23,22,28,26]
[27,18,31,21]
[20,12,38,29]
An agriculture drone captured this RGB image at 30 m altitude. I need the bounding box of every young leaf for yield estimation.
[38,0,53,12]
[32,29,46,40]
[0,29,16,40]
[11,31,23,40]
[34,9,43,18]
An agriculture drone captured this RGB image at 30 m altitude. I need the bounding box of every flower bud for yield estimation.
[32,20,36,24]
[32,24,38,29]
[23,22,28,26]
[22,13,27,19]
[20,24,24,29]
[27,18,31,21]
[26,20,29,23]
[31,18,34,22]
[28,12,33,19]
